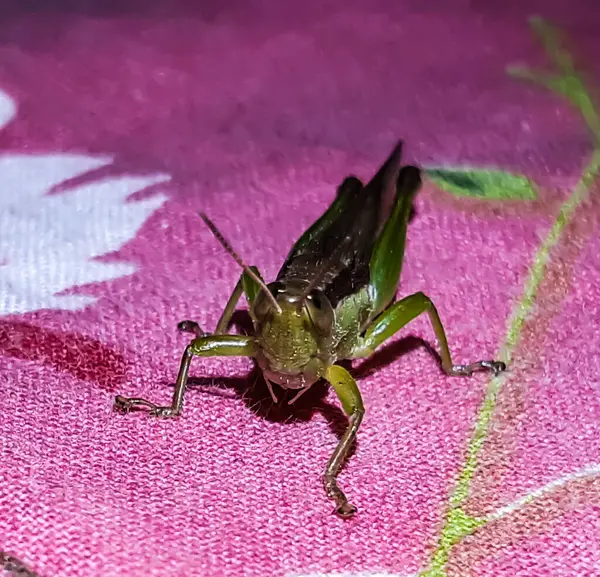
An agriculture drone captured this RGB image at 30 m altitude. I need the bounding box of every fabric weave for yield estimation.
[1,2,599,576]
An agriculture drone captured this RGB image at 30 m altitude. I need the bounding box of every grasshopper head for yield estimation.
[251,279,334,390]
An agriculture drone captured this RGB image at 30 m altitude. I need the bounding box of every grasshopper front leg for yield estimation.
[323,364,365,518]
[114,267,262,417]
[114,335,257,417]
[352,291,506,376]
[178,264,261,338]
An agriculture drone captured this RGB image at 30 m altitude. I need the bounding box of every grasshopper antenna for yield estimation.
[199,213,282,314]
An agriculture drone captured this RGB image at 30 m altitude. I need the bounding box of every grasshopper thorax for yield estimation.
[251,279,335,390]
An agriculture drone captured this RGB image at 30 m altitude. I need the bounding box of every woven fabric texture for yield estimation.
[1,1,600,576]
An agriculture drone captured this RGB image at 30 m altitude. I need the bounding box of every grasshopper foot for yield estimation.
[113,395,179,418]
[335,501,358,519]
[177,320,206,338]
[324,477,357,519]
[449,360,506,377]
[149,406,179,418]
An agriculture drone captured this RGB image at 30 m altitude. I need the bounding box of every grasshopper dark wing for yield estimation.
[276,141,404,307]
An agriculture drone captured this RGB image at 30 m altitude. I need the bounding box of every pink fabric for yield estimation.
[1,1,600,576]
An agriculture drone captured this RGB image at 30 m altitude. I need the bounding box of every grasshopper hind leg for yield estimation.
[352,292,506,378]
[368,165,422,316]
[363,164,506,378]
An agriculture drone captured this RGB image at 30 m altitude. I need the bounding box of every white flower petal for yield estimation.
[0,88,170,315]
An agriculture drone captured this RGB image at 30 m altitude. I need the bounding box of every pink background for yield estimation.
[1,1,599,576]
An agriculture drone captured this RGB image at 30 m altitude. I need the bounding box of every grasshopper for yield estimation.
[114,141,506,518]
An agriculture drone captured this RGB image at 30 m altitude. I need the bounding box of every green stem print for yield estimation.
[420,16,600,577]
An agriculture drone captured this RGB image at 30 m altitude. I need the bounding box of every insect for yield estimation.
[114,141,506,518]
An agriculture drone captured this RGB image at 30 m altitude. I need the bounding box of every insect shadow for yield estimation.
[176,309,434,444]
[0,320,129,392]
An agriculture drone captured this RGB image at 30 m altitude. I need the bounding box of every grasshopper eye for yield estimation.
[305,291,334,335]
